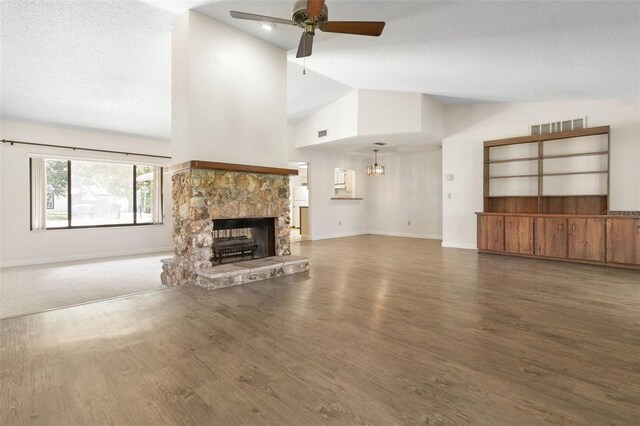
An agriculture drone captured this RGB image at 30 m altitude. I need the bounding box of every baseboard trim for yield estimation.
[369,231,442,240]
[0,247,173,268]
[310,231,368,241]
[441,241,477,250]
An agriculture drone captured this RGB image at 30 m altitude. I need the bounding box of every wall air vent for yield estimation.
[531,117,587,136]
[317,129,327,138]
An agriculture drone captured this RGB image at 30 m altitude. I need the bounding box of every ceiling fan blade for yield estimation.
[229,11,295,26]
[296,32,314,58]
[306,0,325,19]
[321,21,386,36]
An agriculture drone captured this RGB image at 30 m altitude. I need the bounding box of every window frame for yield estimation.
[30,158,164,231]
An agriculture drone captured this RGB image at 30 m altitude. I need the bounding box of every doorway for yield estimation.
[288,161,309,242]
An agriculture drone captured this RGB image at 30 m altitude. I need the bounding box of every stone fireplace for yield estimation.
[161,161,308,288]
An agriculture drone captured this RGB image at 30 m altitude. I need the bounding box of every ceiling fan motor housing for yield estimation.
[292,0,328,28]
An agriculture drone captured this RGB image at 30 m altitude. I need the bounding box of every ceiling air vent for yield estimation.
[531,117,587,136]
[317,129,327,138]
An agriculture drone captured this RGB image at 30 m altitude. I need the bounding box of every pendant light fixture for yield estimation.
[367,149,385,176]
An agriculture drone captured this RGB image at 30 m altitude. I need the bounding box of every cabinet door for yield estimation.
[535,217,568,258]
[606,218,640,265]
[567,218,605,262]
[477,215,504,252]
[505,216,534,254]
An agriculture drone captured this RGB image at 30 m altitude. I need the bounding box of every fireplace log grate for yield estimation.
[212,236,258,264]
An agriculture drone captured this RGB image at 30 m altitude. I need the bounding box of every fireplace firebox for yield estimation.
[212,218,276,264]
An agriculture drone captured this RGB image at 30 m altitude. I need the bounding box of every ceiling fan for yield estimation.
[230,0,386,58]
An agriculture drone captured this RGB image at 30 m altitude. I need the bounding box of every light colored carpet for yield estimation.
[0,252,171,319]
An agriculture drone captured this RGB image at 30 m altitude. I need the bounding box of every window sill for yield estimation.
[33,223,165,231]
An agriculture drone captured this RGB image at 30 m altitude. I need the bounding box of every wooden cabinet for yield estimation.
[504,216,533,254]
[535,217,568,258]
[477,215,504,252]
[606,218,640,266]
[478,213,640,269]
[567,218,606,262]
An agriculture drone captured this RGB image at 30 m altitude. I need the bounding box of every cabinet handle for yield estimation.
[508,222,512,229]
[558,224,563,231]
[571,224,576,232]
[637,225,640,235]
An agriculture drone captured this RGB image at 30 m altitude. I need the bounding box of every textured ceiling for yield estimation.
[205,0,640,103]
[1,1,639,140]
[1,0,182,138]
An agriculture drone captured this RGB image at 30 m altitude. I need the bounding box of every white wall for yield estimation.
[295,90,359,148]
[357,90,422,135]
[286,125,370,240]
[442,100,640,249]
[368,149,443,239]
[0,120,172,267]
[289,89,446,242]
[295,90,446,148]
[421,95,445,139]
[171,11,190,164]
[306,153,370,240]
[172,11,287,167]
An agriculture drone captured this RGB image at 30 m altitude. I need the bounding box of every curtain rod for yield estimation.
[1,139,172,160]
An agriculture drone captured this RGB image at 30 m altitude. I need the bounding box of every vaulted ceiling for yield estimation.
[1,0,639,139]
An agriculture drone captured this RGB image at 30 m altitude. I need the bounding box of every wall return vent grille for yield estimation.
[531,117,586,136]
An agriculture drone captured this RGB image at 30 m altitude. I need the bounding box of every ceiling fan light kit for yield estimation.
[230,0,386,59]
[260,22,274,31]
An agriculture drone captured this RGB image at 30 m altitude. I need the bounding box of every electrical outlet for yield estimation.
[448,193,452,199]
[338,220,341,226]
[407,220,411,226]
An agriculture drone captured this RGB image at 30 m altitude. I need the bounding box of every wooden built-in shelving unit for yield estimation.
[477,125,640,270]
[483,126,610,215]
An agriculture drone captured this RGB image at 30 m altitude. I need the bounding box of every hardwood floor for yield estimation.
[1,235,639,425]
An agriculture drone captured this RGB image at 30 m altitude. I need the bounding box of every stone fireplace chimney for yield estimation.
[161,161,303,287]
[164,13,307,288]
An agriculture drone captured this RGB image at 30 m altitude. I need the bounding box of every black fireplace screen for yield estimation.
[212,217,276,263]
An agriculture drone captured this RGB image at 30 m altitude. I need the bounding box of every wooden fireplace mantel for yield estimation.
[168,160,298,176]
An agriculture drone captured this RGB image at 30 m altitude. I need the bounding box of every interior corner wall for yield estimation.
[421,95,445,139]
[294,90,359,148]
[368,150,443,239]
[171,12,190,165]
[441,100,640,249]
[0,120,173,267]
[172,11,287,167]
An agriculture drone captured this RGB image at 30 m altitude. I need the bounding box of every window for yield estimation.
[31,157,163,230]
